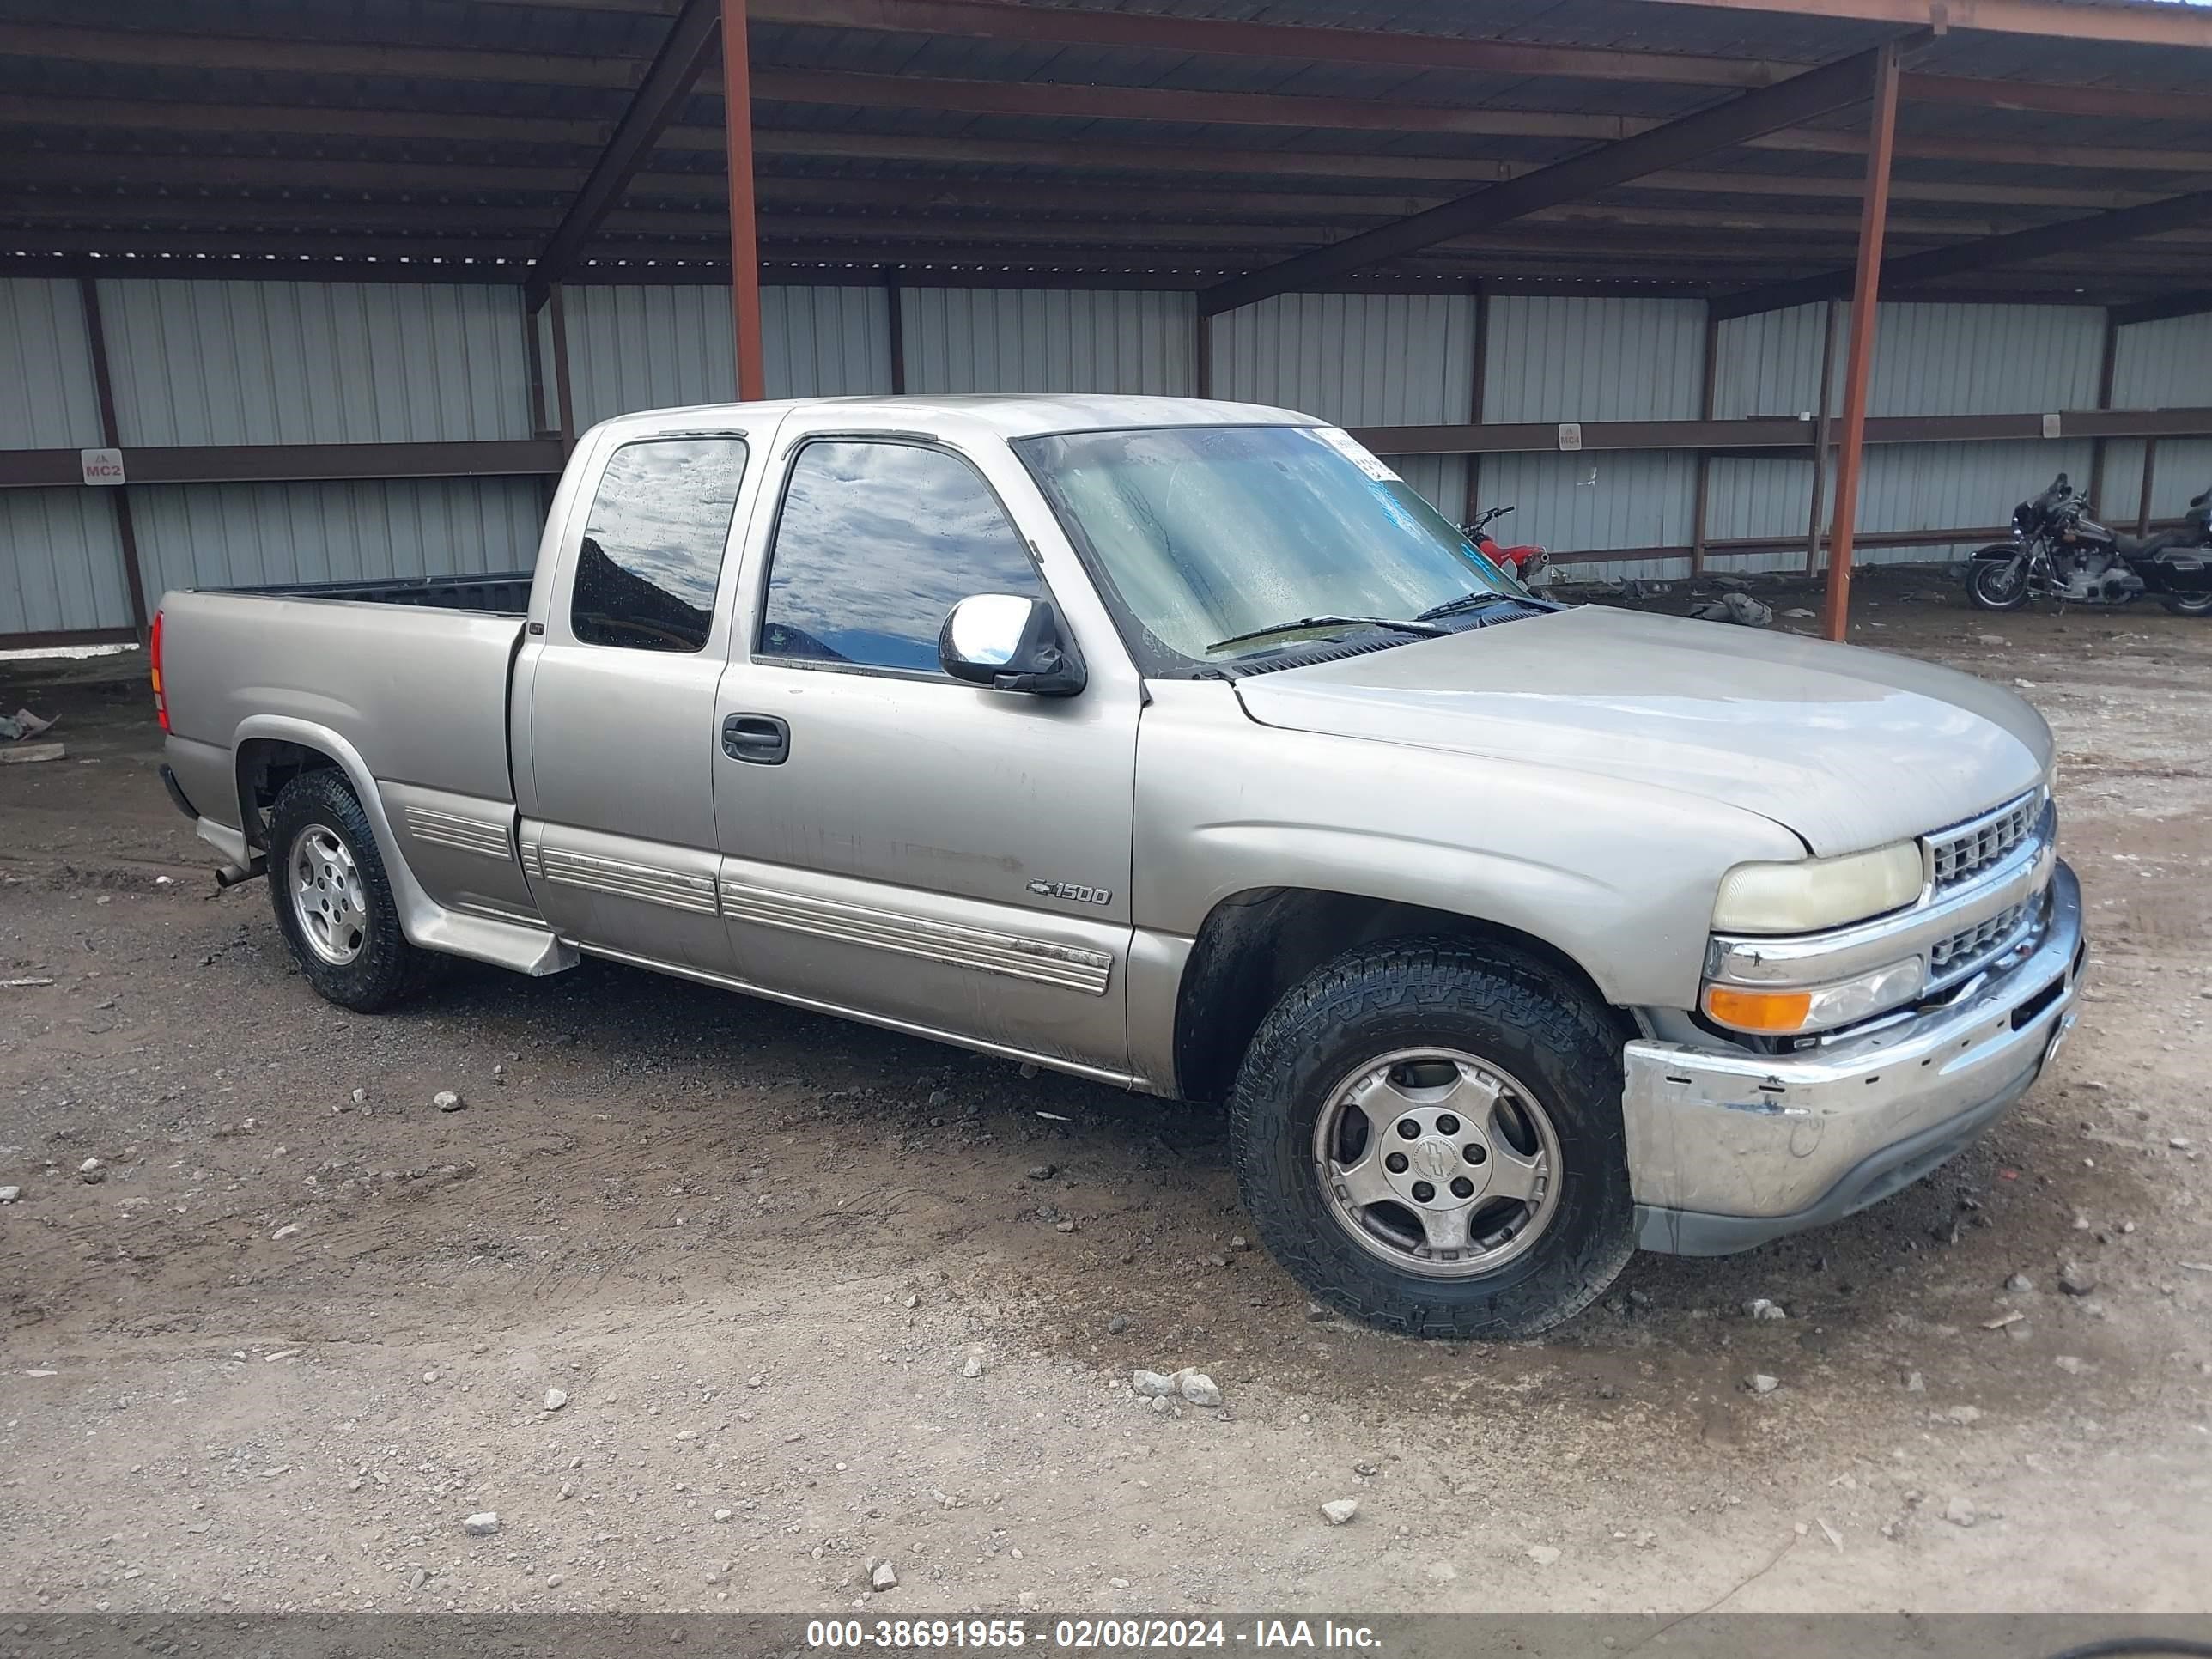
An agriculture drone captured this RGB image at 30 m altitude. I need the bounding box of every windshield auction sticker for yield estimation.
[1314,426,1401,483]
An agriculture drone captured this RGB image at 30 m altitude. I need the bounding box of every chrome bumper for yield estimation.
[1626,859,2083,1255]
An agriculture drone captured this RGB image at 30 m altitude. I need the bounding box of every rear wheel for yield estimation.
[265,769,428,1012]
[2160,591,2212,617]
[1230,938,1635,1340]
[1966,554,2032,611]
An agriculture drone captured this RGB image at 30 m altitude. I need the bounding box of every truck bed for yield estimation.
[226,570,535,615]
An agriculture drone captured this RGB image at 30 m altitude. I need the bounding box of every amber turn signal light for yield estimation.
[1702,985,1815,1034]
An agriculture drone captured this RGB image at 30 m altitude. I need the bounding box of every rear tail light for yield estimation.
[149,609,168,732]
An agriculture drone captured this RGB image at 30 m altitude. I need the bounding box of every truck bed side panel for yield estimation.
[159,590,534,917]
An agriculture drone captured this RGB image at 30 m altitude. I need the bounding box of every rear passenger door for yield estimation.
[514,428,757,975]
[709,425,1139,1077]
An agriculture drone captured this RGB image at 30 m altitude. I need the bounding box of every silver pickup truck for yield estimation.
[154,393,2084,1338]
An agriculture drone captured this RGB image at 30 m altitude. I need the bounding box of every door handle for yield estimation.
[721,713,790,765]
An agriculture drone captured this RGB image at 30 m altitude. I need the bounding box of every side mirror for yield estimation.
[938,594,1085,697]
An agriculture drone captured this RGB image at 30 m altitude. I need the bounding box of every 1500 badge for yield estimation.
[1028,879,1112,905]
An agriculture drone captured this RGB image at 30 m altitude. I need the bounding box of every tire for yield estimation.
[1966,554,2032,612]
[1229,937,1636,1340]
[264,769,430,1013]
[2160,591,2212,617]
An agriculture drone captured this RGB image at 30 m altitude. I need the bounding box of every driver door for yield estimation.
[709,423,1139,1076]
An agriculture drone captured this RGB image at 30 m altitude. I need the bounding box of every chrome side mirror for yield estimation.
[938,594,1085,696]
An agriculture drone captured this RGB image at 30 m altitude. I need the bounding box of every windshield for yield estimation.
[1013,424,1527,667]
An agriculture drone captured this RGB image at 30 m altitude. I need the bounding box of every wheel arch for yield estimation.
[1170,885,1629,1105]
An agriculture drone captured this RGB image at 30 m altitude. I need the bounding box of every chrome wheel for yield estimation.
[289,824,368,967]
[1312,1048,1563,1278]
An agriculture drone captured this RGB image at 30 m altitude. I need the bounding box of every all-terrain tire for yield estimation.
[265,769,432,1013]
[1229,937,1636,1340]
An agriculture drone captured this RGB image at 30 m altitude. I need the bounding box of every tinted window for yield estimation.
[759,440,1044,673]
[571,437,749,653]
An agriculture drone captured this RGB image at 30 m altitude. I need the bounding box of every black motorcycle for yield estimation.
[1966,473,2212,615]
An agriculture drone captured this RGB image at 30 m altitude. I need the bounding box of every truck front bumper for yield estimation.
[1626,859,2084,1255]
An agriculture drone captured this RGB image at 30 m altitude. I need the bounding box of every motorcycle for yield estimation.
[1966,472,2212,615]
[1462,503,1551,588]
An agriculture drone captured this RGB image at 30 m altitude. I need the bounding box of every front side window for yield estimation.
[1015,424,1525,671]
[758,440,1046,673]
[570,436,749,653]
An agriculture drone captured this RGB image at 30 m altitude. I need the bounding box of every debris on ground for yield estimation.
[1743,1297,1787,1321]
[544,1388,568,1412]
[870,1559,898,1592]
[434,1091,464,1112]
[960,1352,984,1379]
[1320,1498,1359,1526]
[0,708,56,743]
[1688,592,1774,627]
[1,977,54,988]
[462,1513,501,1537]
[1746,1373,1781,1394]
[2058,1263,2099,1297]
[1132,1369,1176,1397]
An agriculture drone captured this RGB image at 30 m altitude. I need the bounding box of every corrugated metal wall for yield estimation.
[1211,291,1479,521]
[7,274,2211,638]
[0,277,131,635]
[1482,295,1706,581]
[98,280,533,445]
[904,288,1193,396]
[129,478,547,599]
[2106,313,2212,522]
[562,283,892,429]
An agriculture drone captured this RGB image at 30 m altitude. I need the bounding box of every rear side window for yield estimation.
[758,439,1044,673]
[570,436,749,653]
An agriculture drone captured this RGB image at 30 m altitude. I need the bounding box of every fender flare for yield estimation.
[1967,542,2022,563]
[228,714,574,976]
[231,714,437,942]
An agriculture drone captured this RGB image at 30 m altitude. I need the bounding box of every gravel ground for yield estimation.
[2,567,2209,1616]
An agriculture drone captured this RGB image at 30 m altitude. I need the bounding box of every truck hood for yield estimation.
[1231,605,2051,855]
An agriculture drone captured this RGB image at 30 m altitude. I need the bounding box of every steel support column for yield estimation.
[720,0,765,401]
[75,273,150,640]
[2088,307,2118,511]
[1822,42,1900,643]
[1805,298,1841,572]
[1689,301,1719,576]
[1462,287,1490,528]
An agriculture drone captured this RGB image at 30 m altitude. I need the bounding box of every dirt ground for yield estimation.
[2,565,2209,1619]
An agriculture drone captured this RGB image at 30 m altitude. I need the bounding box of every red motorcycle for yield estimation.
[1463,503,1549,586]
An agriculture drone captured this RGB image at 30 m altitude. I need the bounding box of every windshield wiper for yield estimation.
[1206,614,1447,653]
[1415,590,1531,623]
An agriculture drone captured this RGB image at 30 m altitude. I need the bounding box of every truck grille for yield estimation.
[1929,900,2031,981]
[1928,790,2043,890]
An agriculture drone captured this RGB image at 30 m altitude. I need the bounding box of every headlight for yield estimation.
[1712,840,1923,934]
[1704,958,1925,1035]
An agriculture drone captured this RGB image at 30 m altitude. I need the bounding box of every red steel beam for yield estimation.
[1638,0,2212,50]
[528,0,723,307]
[1199,43,1899,314]
[1823,41,1902,643]
[747,0,1784,88]
[1718,185,2212,319]
[722,0,765,401]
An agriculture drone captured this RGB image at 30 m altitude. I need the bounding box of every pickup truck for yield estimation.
[153,393,2085,1338]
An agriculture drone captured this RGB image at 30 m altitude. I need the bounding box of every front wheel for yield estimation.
[1229,939,1635,1340]
[1966,552,2032,611]
[2160,591,2212,617]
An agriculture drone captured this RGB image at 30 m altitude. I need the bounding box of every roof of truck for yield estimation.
[592,392,1316,444]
